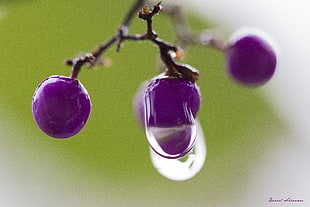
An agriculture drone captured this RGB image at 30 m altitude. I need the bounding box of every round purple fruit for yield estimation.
[226,28,277,86]
[32,75,91,138]
[143,76,201,159]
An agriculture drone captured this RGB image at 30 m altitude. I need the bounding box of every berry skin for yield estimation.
[142,75,201,159]
[226,29,277,86]
[145,77,200,127]
[32,75,91,138]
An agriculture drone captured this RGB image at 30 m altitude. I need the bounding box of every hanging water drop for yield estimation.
[146,123,197,159]
[143,77,201,158]
[150,120,206,181]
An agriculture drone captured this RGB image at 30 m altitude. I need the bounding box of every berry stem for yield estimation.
[198,29,227,51]
[69,54,96,80]
[137,2,200,82]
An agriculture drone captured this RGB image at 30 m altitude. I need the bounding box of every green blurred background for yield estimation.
[0,0,285,206]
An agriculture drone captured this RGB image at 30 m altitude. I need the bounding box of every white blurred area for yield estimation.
[179,0,310,206]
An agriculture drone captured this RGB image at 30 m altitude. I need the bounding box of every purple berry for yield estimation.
[226,29,277,86]
[32,75,91,138]
[145,78,200,127]
[143,76,201,159]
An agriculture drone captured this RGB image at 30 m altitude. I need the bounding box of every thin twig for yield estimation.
[164,3,227,51]
[65,0,146,71]
[163,3,194,48]
[122,0,146,27]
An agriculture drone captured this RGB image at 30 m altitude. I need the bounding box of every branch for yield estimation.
[122,0,146,27]
[65,1,199,82]
[164,3,227,51]
[65,0,146,76]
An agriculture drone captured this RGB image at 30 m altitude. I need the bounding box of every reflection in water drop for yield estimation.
[150,120,206,181]
[146,124,197,159]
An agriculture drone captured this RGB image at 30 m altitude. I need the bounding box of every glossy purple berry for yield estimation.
[32,75,91,138]
[143,76,201,159]
[226,28,277,86]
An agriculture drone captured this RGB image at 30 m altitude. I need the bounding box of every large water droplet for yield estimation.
[150,120,206,181]
[146,123,197,159]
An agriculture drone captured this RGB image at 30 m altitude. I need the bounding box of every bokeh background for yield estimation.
[0,0,308,206]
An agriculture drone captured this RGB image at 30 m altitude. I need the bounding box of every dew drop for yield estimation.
[150,120,206,181]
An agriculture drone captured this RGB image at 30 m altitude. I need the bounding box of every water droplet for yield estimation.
[146,124,197,159]
[150,120,206,181]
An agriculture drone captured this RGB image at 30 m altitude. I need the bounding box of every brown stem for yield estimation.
[70,54,95,80]
[139,3,199,82]
[153,38,199,82]
[92,36,117,58]
[66,0,145,79]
